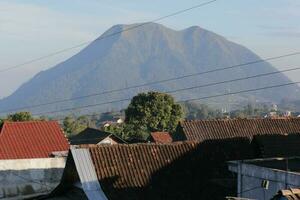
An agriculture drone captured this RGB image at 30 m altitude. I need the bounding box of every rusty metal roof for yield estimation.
[0,121,70,159]
[180,118,300,142]
[150,132,173,143]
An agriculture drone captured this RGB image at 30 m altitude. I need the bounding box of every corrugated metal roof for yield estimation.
[150,132,173,143]
[180,118,300,142]
[0,121,70,159]
[71,148,108,200]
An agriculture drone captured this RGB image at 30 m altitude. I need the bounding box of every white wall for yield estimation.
[229,161,300,200]
[0,157,66,199]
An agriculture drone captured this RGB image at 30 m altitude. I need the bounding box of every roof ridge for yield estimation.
[78,141,199,149]
[183,118,300,122]
[3,120,58,124]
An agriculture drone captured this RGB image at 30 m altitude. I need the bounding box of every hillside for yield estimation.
[0,23,298,115]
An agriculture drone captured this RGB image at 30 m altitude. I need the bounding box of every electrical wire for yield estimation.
[32,80,300,116]
[0,0,217,73]
[1,51,300,114]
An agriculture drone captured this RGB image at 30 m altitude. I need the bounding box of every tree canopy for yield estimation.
[7,112,33,122]
[124,92,183,140]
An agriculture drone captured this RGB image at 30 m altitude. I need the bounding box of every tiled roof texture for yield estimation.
[0,121,70,159]
[88,142,204,199]
[180,118,300,142]
[253,134,300,158]
[150,132,173,143]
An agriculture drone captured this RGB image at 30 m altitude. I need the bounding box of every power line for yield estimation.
[179,81,300,103]
[2,51,300,114]
[0,0,217,73]
[33,80,300,116]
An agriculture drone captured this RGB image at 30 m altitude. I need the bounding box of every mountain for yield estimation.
[0,23,299,115]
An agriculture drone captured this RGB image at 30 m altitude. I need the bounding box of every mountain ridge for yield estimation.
[0,23,298,115]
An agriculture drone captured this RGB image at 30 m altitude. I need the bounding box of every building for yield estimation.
[0,121,70,199]
[70,128,126,145]
[46,142,240,199]
[228,157,300,200]
[149,132,173,143]
[177,118,300,142]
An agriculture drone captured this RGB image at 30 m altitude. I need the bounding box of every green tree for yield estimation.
[63,115,89,136]
[7,112,33,121]
[125,92,183,139]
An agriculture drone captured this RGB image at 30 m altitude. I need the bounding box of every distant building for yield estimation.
[101,118,124,128]
[0,121,69,199]
[70,127,126,145]
[228,157,300,200]
[149,132,173,143]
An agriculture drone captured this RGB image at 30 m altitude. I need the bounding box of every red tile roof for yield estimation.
[150,132,173,143]
[0,121,70,159]
[180,118,300,142]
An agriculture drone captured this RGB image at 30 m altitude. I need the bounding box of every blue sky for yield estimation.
[0,0,299,98]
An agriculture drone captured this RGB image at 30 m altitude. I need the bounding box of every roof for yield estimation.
[70,128,126,145]
[52,139,255,199]
[180,118,300,142]
[0,121,69,159]
[150,132,173,143]
[75,142,218,199]
[272,188,300,200]
[253,134,300,158]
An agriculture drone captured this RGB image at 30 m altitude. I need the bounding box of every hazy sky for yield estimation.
[0,0,299,98]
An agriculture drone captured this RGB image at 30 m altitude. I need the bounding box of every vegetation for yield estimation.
[7,111,33,122]
[182,102,224,120]
[123,92,183,140]
[62,115,91,136]
[0,111,37,127]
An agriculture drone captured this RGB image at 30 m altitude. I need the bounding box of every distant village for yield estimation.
[0,91,300,200]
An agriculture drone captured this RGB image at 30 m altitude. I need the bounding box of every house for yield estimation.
[45,142,241,200]
[70,127,126,145]
[0,121,70,199]
[228,157,300,200]
[177,118,300,142]
[149,132,173,143]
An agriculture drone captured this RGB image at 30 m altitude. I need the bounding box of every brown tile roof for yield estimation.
[180,118,300,142]
[0,121,69,159]
[252,134,300,158]
[150,132,173,143]
[55,138,255,199]
[88,142,208,199]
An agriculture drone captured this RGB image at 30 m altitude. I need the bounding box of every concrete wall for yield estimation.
[98,137,118,145]
[228,161,300,200]
[0,157,66,200]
